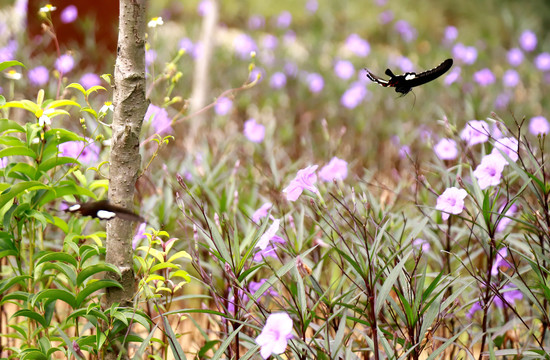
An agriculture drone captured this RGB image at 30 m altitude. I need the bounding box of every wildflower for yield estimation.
[306,0,318,13]
[234,33,257,59]
[255,313,293,359]
[197,0,213,16]
[58,139,100,165]
[28,66,49,86]
[179,38,194,53]
[144,104,173,134]
[528,116,549,135]
[38,111,52,127]
[283,165,319,201]
[473,68,495,86]
[534,53,550,71]
[269,72,287,89]
[397,56,414,72]
[132,222,147,249]
[145,49,157,67]
[494,93,510,109]
[244,118,265,143]
[39,4,56,13]
[80,73,101,89]
[319,157,348,182]
[494,285,523,308]
[491,137,519,162]
[413,238,430,252]
[394,20,417,42]
[473,153,506,190]
[248,15,265,29]
[306,73,324,93]
[491,247,510,276]
[507,48,524,66]
[5,69,21,80]
[0,157,7,168]
[147,16,163,28]
[214,97,233,115]
[257,219,280,250]
[334,60,355,80]
[460,120,489,146]
[99,102,114,115]
[378,10,394,24]
[436,187,468,221]
[399,145,411,159]
[444,67,461,86]
[444,26,458,42]
[502,69,519,87]
[345,34,370,57]
[252,202,273,224]
[60,5,77,23]
[340,82,367,109]
[227,289,248,315]
[496,203,517,233]
[55,54,75,74]
[276,11,292,28]
[466,301,482,318]
[249,279,279,297]
[519,30,537,52]
[434,138,458,160]
[453,43,477,64]
[253,236,285,262]
[261,34,278,50]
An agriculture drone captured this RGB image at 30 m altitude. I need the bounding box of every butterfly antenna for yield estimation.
[411,90,416,109]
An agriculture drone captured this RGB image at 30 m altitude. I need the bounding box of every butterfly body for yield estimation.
[65,200,145,222]
[366,58,453,95]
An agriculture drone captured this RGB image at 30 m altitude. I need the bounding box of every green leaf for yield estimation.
[66,83,86,95]
[76,279,123,307]
[161,311,187,360]
[86,86,106,96]
[37,156,79,173]
[0,60,25,72]
[12,309,48,328]
[46,99,81,109]
[0,181,49,209]
[0,275,31,293]
[375,250,412,315]
[33,289,77,308]
[76,263,121,286]
[0,118,25,133]
[0,146,37,159]
[36,251,78,267]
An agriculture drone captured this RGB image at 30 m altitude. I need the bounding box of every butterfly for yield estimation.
[65,200,145,222]
[365,58,453,95]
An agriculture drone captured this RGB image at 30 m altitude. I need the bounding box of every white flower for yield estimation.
[39,4,57,13]
[148,17,164,28]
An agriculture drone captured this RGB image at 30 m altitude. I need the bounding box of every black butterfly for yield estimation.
[365,58,453,95]
[65,200,145,222]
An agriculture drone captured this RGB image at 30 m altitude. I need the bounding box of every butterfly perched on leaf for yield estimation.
[64,200,145,222]
[365,58,453,95]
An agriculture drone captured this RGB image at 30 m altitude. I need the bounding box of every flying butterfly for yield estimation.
[365,58,453,95]
[65,200,145,222]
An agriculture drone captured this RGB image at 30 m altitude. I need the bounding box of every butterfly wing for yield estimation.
[365,69,390,87]
[403,59,453,88]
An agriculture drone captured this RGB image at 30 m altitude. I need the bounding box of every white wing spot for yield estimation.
[405,73,416,80]
[68,204,81,211]
[97,210,117,220]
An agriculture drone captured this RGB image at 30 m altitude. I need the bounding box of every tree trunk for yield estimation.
[105,0,147,358]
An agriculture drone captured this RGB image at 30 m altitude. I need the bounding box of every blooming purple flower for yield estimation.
[255,313,293,359]
[234,33,257,59]
[494,93,510,110]
[215,97,233,115]
[58,139,100,166]
[502,69,519,87]
[227,289,247,315]
[529,116,549,135]
[284,62,298,77]
[519,30,537,52]
[434,138,458,160]
[257,219,280,250]
[473,68,496,86]
[444,26,458,42]
[197,0,213,16]
[261,34,278,50]
[535,52,550,71]
[55,54,75,74]
[491,247,510,276]
[276,11,292,28]
[444,67,461,86]
[399,145,411,159]
[306,0,318,13]
[306,73,324,93]
[249,67,264,83]
[179,38,194,53]
[491,137,519,162]
[269,72,287,89]
[334,60,355,80]
[133,222,147,249]
[496,204,516,234]
[145,49,157,67]
[252,202,273,224]
[436,187,468,221]
[144,104,172,134]
[283,165,319,202]
[394,20,417,42]
[244,118,265,143]
[460,120,490,146]
[253,236,285,262]
[80,73,101,89]
[60,5,78,23]
[28,66,49,86]
[413,238,430,252]
[379,10,394,24]
[507,48,524,66]
[248,15,265,29]
[473,153,507,190]
[249,279,279,298]
[453,43,477,65]
[466,301,482,318]
[494,285,523,308]
[397,57,414,73]
[319,157,348,182]
[345,34,370,57]
[340,82,367,109]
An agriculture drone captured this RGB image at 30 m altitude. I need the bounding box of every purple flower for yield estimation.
[436,187,468,221]
[502,69,519,87]
[473,153,507,190]
[491,247,510,276]
[399,145,411,159]
[394,20,417,43]
[444,67,461,86]
[507,48,524,67]
[379,10,394,24]
[55,54,75,74]
[0,157,8,168]
[306,73,324,93]
[444,26,458,42]
[473,68,495,86]
[453,43,477,65]
[283,165,319,202]
[261,34,278,50]
[535,52,550,71]
[249,279,279,297]
[284,62,298,77]
[434,138,458,160]
[28,66,49,86]
[257,219,280,250]
[413,238,430,252]
[529,116,549,135]
[80,73,101,89]
[234,33,257,59]
[276,11,292,28]
[252,202,273,224]
[227,289,247,315]
[60,5,78,23]
[144,104,172,134]
[269,72,287,89]
[197,0,213,16]
[133,222,147,249]
[519,30,537,52]
[215,97,233,115]
[253,236,285,262]
[334,60,355,80]
[496,203,517,233]
[345,34,370,57]
[494,285,523,308]
[397,57,414,73]
[319,157,348,182]
[460,120,490,146]
[466,301,482,318]
[244,118,265,143]
[306,0,318,13]
[340,82,367,109]
[249,67,264,83]
[248,15,265,29]
[494,93,510,109]
[491,137,519,162]
[179,38,194,53]
[145,49,157,67]
[58,139,100,166]
[255,313,293,359]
